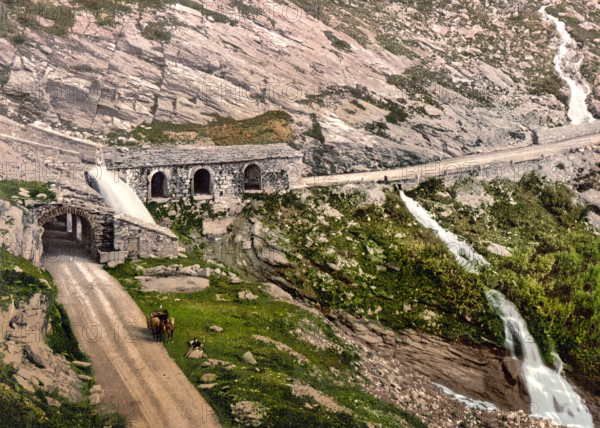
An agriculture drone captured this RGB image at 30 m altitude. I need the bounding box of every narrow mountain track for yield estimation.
[301,133,600,187]
[44,239,221,428]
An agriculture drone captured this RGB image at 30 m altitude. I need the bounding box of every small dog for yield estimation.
[188,338,202,349]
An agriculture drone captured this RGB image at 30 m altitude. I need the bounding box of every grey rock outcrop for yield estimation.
[0,200,44,266]
[0,292,85,402]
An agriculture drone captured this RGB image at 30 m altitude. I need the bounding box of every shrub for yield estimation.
[142,21,171,42]
[324,31,351,52]
[304,113,325,143]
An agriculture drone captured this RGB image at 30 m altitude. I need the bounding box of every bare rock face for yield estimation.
[331,311,531,412]
[392,330,530,412]
[0,200,44,266]
[0,292,85,402]
[587,98,600,120]
[0,0,580,174]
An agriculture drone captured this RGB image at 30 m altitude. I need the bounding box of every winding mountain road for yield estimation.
[301,133,600,188]
[43,239,220,428]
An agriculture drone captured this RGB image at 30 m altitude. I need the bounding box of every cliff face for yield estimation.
[0,292,85,402]
[0,0,589,174]
[0,200,44,266]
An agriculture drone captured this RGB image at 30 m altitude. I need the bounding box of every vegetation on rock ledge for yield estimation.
[239,173,600,392]
[109,111,294,146]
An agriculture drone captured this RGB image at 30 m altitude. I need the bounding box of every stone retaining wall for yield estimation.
[538,121,600,144]
[0,116,101,164]
[110,215,179,262]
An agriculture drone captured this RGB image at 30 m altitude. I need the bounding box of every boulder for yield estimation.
[201,373,217,382]
[242,351,257,365]
[238,291,258,300]
[46,397,61,407]
[198,383,217,390]
[231,401,266,427]
[487,243,511,257]
[179,265,197,276]
[23,343,48,368]
[186,348,204,359]
[89,393,102,405]
[90,385,102,394]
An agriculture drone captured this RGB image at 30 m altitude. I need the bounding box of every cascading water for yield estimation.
[540,4,595,125]
[486,290,593,428]
[87,166,156,225]
[433,383,499,412]
[399,189,593,426]
[398,191,489,273]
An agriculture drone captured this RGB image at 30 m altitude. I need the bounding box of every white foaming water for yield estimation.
[486,290,593,428]
[540,5,595,125]
[432,383,499,412]
[399,191,489,272]
[87,166,156,224]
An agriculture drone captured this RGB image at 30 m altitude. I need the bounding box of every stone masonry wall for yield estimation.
[118,157,303,204]
[110,216,179,262]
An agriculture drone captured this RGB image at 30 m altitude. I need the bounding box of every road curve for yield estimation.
[300,134,600,188]
[44,239,221,428]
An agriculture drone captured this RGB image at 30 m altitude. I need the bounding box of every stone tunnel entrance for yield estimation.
[38,206,104,260]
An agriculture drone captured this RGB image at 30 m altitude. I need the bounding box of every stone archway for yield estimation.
[38,205,103,258]
[193,169,211,195]
[150,171,168,198]
[244,164,261,191]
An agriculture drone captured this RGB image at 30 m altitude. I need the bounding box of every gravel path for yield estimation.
[44,239,220,428]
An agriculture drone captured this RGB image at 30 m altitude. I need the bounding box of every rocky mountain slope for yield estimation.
[0,0,595,174]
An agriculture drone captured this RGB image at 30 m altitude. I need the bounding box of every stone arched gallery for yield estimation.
[104,144,304,204]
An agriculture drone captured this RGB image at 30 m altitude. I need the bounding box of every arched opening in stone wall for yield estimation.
[193,169,211,195]
[150,172,168,198]
[39,206,101,260]
[244,164,261,191]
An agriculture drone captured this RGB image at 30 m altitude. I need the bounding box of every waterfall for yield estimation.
[540,4,595,125]
[398,191,489,273]
[399,189,593,426]
[486,290,593,428]
[87,166,156,225]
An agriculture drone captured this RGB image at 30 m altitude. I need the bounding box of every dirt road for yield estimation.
[44,239,221,428]
[301,133,600,187]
